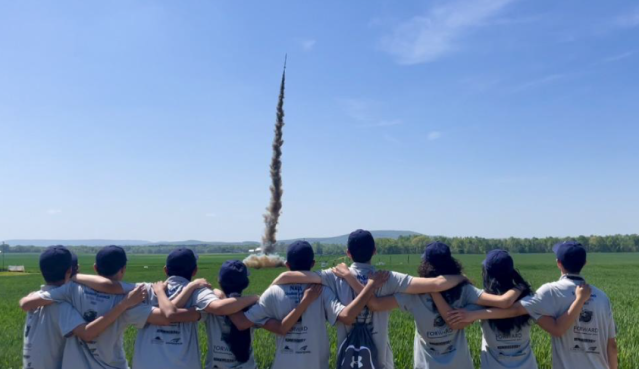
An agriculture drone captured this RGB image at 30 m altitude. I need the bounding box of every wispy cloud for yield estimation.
[613,7,639,29]
[428,131,443,141]
[204,213,217,218]
[300,39,316,51]
[511,73,567,93]
[383,134,401,144]
[600,51,635,64]
[364,119,403,128]
[380,0,515,64]
[47,209,62,215]
[340,98,376,121]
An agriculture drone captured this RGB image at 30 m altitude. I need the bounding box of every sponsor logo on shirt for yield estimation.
[83,310,98,323]
[495,331,523,341]
[285,338,306,343]
[152,336,164,345]
[282,345,294,354]
[426,327,453,338]
[579,309,593,323]
[433,315,446,328]
[166,337,183,345]
[573,326,599,335]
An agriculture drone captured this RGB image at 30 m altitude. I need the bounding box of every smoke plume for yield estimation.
[243,57,287,268]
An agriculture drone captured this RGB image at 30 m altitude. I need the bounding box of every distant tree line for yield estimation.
[4,234,639,255]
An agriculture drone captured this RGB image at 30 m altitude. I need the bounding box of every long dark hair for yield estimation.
[482,267,533,334]
[419,257,469,307]
[220,281,252,363]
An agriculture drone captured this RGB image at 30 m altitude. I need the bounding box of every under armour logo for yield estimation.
[350,355,363,368]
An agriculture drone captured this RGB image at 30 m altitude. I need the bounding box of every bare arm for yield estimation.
[73,285,146,341]
[447,302,529,325]
[404,275,467,294]
[228,312,255,331]
[205,295,260,316]
[332,263,389,310]
[608,338,618,369]
[431,292,471,330]
[170,279,211,308]
[537,284,591,337]
[146,307,201,326]
[262,285,323,336]
[19,292,54,312]
[475,289,522,309]
[271,271,322,286]
[72,274,125,294]
[338,271,389,325]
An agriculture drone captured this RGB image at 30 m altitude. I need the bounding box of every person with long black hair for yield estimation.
[333,242,524,369]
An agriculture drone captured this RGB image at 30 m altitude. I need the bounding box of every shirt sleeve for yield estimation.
[122,304,154,329]
[519,284,554,321]
[394,293,418,314]
[57,302,87,337]
[38,283,74,303]
[317,269,337,290]
[462,285,484,306]
[119,282,140,294]
[379,272,413,296]
[194,288,218,311]
[321,287,346,326]
[244,288,275,326]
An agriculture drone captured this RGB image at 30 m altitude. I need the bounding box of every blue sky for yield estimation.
[1,0,638,242]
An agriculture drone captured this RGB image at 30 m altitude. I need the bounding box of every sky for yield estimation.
[1,0,638,242]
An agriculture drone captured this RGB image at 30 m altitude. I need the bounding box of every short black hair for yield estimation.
[40,246,73,283]
[95,246,128,277]
[347,229,376,263]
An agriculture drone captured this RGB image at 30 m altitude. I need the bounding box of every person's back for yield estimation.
[245,283,342,369]
[23,285,85,369]
[133,276,214,369]
[524,277,614,369]
[479,319,535,369]
[203,311,257,369]
[320,262,412,369]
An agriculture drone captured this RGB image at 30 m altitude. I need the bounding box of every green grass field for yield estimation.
[1,252,637,369]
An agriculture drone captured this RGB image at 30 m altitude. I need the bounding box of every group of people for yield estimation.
[19,229,617,369]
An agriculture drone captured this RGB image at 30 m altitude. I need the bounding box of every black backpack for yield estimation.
[337,310,378,369]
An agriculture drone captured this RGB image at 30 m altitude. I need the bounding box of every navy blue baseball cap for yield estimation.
[40,246,73,283]
[422,242,452,263]
[483,249,514,278]
[219,260,250,292]
[287,240,315,270]
[166,248,198,279]
[347,229,376,263]
[95,245,128,277]
[553,241,586,273]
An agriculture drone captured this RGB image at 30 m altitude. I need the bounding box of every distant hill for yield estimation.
[4,230,420,247]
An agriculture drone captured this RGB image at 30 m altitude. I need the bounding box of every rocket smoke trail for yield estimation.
[243,58,287,269]
[262,57,286,254]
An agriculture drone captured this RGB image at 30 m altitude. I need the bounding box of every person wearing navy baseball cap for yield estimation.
[448,241,616,369]
[230,240,389,369]
[270,233,469,369]
[19,246,147,369]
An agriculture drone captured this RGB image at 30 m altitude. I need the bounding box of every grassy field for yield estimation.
[1,252,637,369]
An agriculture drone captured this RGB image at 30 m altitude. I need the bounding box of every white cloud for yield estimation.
[614,7,639,29]
[511,73,566,93]
[47,209,62,215]
[371,119,403,127]
[601,51,635,64]
[340,98,376,121]
[204,213,217,218]
[380,0,515,64]
[300,39,316,51]
[427,131,443,141]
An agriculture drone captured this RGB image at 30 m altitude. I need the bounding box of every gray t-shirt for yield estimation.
[23,285,86,369]
[202,312,257,369]
[395,284,483,369]
[132,276,216,369]
[479,319,536,369]
[39,281,153,369]
[520,275,616,369]
[244,283,345,369]
[318,262,413,369]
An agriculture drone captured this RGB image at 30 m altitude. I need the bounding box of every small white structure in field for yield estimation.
[144,266,149,269]
[8,265,25,272]
[248,249,255,253]
[321,262,328,268]
[376,261,386,266]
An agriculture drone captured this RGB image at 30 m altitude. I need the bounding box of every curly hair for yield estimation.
[419,257,469,307]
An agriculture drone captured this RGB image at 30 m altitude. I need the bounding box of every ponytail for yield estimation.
[222,290,253,363]
[483,268,533,334]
